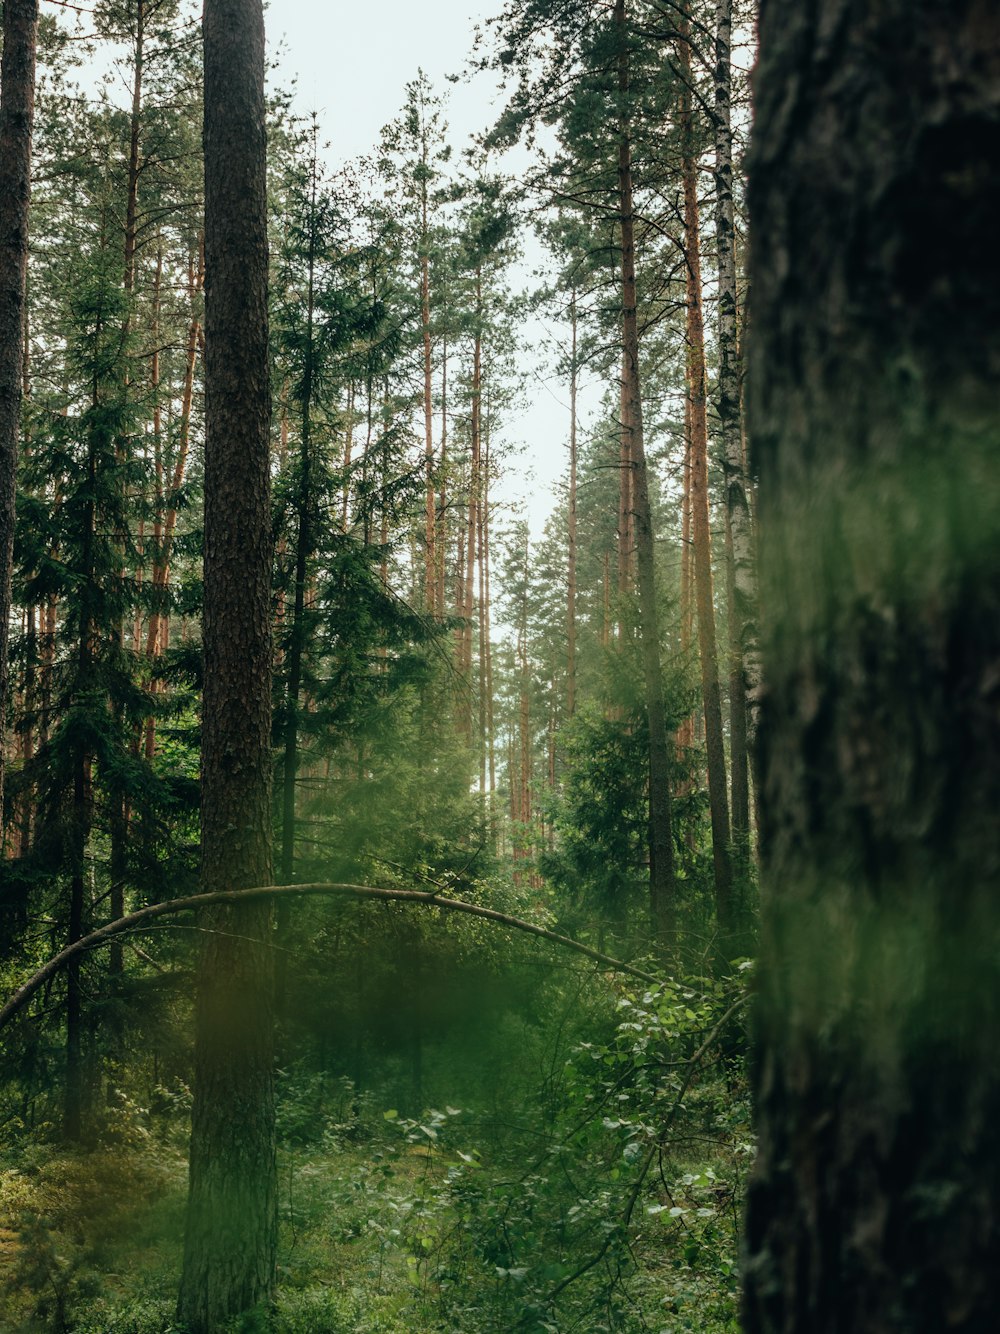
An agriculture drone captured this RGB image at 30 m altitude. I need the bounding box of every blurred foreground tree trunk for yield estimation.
[744,1,1000,1329]
[176,0,276,1327]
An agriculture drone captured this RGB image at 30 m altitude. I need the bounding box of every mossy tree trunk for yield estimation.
[744,2,1000,1329]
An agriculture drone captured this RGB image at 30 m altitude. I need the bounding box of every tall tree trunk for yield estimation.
[278,140,320,1006]
[713,0,754,851]
[17,604,35,860]
[436,333,448,619]
[477,489,487,795]
[65,413,99,1142]
[0,0,39,839]
[135,241,162,657]
[616,0,674,946]
[567,291,578,718]
[482,435,496,800]
[123,0,144,293]
[65,756,87,1141]
[679,16,732,935]
[14,306,34,866]
[341,381,353,528]
[421,176,436,612]
[743,3,1000,1329]
[460,272,483,738]
[177,2,275,1327]
[675,395,695,781]
[617,351,635,606]
[109,4,146,1058]
[602,550,611,650]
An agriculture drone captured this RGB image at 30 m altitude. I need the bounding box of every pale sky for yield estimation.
[270,2,491,162]
[64,0,580,541]
[268,0,580,540]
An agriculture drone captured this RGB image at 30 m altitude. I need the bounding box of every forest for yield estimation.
[0,0,997,1331]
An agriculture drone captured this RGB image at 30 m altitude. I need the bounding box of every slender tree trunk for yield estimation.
[616,0,674,946]
[177,2,275,1326]
[602,550,611,650]
[278,141,320,1005]
[713,0,754,850]
[135,241,162,657]
[517,610,531,860]
[39,592,55,749]
[743,4,1000,1329]
[679,17,732,934]
[567,292,578,718]
[436,333,448,619]
[362,374,373,546]
[0,0,39,838]
[482,439,496,800]
[123,0,144,293]
[460,273,483,738]
[65,413,98,1142]
[421,178,436,612]
[106,0,147,1065]
[65,759,87,1141]
[341,381,353,528]
[617,352,635,606]
[477,490,487,795]
[17,604,35,860]
[675,396,695,783]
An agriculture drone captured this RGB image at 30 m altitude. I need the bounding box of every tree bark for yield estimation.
[176,1,275,1327]
[743,2,1000,1329]
[0,0,39,839]
[713,0,754,851]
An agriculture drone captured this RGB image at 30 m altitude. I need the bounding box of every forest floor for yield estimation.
[0,976,749,1332]
[0,1110,744,1333]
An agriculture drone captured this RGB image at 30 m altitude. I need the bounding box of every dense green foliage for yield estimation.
[0,0,757,1328]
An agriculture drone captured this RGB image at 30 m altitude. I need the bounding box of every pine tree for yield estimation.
[0,0,39,839]
[676,6,732,935]
[176,0,276,1324]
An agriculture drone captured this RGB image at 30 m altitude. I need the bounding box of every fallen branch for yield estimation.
[0,882,662,1032]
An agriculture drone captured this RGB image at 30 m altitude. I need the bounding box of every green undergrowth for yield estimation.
[0,970,750,1333]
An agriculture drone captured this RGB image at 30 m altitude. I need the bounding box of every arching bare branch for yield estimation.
[0,881,662,1032]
